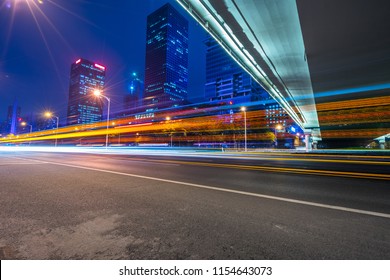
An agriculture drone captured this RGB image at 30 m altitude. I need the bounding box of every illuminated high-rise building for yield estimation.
[124,72,144,114]
[67,58,106,125]
[6,101,21,134]
[205,37,267,103]
[144,3,188,111]
[205,37,298,147]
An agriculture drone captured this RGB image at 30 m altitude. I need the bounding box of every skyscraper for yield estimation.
[144,3,188,111]
[205,37,297,146]
[67,58,105,125]
[205,37,267,103]
[6,101,21,135]
[124,72,144,114]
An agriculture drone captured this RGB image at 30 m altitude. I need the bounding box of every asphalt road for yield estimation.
[0,148,389,259]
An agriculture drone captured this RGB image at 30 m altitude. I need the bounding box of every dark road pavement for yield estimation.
[0,148,389,259]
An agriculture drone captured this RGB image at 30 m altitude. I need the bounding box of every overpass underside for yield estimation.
[177,0,321,142]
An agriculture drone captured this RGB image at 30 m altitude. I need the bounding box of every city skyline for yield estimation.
[1,1,389,270]
[0,0,207,124]
[1,0,388,148]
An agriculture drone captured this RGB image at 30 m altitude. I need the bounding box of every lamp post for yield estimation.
[275,124,283,148]
[240,107,247,152]
[165,116,173,147]
[21,122,33,145]
[21,121,32,133]
[93,89,111,149]
[44,112,59,147]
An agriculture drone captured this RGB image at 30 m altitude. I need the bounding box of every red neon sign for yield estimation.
[94,63,105,70]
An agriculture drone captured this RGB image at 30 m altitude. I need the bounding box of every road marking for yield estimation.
[13,155,390,180]
[19,157,390,219]
[241,151,390,160]
[122,154,390,166]
[231,156,390,165]
[64,155,389,181]
[124,160,180,166]
[126,158,390,181]
[10,157,49,164]
[0,162,47,165]
[0,156,48,165]
[175,154,390,165]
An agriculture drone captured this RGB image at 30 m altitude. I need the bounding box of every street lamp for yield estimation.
[21,121,32,133]
[93,89,111,149]
[165,116,173,147]
[44,111,59,147]
[240,107,247,152]
[21,121,33,146]
[275,124,283,148]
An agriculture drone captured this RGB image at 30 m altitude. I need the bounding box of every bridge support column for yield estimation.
[305,134,310,152]
[379,139,386,149]
[304,129,312,152]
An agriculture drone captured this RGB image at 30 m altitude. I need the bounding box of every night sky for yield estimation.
[0,0,208,124]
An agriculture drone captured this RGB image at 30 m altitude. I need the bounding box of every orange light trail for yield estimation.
[1,96,389,145]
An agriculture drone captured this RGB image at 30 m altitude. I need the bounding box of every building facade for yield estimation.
[67,58,105,125]
[265,101,292,129]
[124,72,144,114]
[205,37,300,147]
[144,3,189,111]
[6,101,21,135]
[205,37,268,104]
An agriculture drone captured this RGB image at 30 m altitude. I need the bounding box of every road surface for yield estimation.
[0,147,389,259]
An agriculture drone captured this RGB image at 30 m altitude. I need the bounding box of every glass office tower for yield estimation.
[144,3,189,111]
[205,37,267,103]
[124,72,144,114]
[67,58,105,125]
[6,101,21,134]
